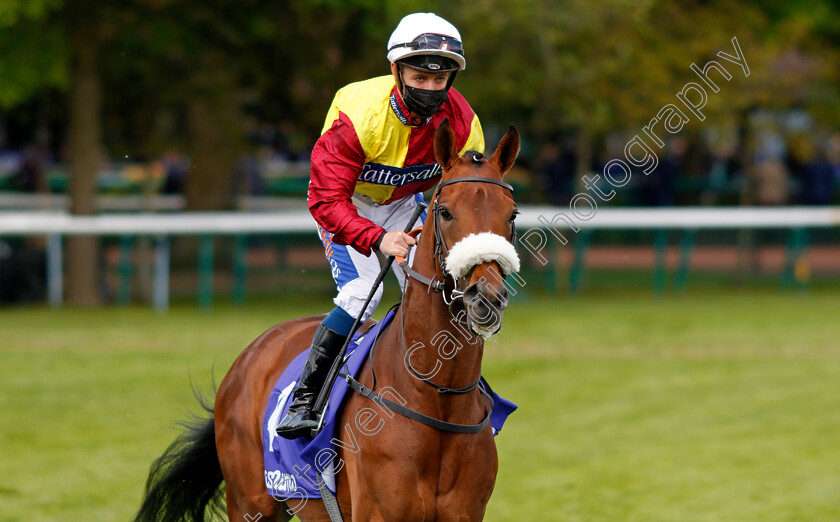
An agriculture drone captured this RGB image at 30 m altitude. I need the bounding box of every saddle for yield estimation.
[261,308,517,501]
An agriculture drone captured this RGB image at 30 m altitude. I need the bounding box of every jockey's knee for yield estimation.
[334,285,382,324]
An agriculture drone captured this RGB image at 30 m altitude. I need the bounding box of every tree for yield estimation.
[3,0,839,304]
[0,0,106,305]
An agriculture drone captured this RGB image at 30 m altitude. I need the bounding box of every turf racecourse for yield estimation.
[1,288,839,521]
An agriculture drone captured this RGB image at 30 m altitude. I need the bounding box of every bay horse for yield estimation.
[134,119,520,521]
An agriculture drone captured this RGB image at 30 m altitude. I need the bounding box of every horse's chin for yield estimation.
[467,317,502,340]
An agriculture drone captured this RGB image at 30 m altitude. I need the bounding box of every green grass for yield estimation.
[1,289,839,521]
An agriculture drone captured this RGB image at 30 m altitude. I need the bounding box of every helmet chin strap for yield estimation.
[444,69,458,90]
[396,64,407,98]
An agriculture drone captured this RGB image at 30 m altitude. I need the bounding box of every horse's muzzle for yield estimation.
[462,275,509,339]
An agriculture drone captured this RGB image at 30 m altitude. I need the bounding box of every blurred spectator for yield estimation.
[11,145,49,193]
[702,141,740,205]
[236,145,269,197]
[540,140,575,205]
[802,145,835,205]
[641,137,684,206]
[159,148,190,194]
[0,239,46,304]
[748,154,790,205]
[830,134,840,199]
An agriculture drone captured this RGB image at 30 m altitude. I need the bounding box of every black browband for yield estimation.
[435,176,514,193]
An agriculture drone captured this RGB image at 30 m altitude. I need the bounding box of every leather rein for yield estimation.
[342,173,515,434]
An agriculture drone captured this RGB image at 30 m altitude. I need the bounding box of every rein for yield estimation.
[344,174,514,433]
[341,370,495,434]
[340,302,490,433]
[402,174,516,394]
[335,307,491,433]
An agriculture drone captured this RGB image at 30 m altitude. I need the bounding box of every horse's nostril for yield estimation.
[463,282,481,303]
[497,284,508,304]
[464,280,507,310]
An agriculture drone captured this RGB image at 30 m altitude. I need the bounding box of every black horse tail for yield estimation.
[134,391,225,522]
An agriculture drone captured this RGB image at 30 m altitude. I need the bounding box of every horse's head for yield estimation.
[430,119,521,339]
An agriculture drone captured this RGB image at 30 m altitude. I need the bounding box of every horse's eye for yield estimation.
[439,207,453,221]
[509,210,519,223]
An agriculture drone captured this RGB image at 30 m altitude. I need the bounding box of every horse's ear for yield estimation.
[489,124,520,175]
[434,118,459,171]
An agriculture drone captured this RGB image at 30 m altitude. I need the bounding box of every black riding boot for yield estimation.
[275,324,347,439]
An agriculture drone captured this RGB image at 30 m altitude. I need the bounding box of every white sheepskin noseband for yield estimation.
[444,232,520,279]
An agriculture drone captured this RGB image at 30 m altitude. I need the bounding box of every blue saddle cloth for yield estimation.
[261,309,518,501]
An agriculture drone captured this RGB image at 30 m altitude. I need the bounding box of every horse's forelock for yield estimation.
[465,150,484,164]
[439,152,506,183]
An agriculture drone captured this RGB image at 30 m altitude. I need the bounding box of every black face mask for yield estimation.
[402,85,449,118]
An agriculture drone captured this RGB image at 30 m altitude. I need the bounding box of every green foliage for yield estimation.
[0,23,67,108]
[0,0,66,108]
[1,0,839,168]
[0,0,62,27]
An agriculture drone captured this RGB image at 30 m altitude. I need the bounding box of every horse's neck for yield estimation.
[381,237,485,403]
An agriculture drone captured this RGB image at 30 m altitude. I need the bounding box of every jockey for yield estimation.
[276,12,485,439]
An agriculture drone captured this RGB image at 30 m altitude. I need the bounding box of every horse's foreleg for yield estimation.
[225,487,288,522]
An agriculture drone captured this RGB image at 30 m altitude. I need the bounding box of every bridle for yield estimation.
[399,164,517,317]
[341,168,518,439]
[396,168,517,395]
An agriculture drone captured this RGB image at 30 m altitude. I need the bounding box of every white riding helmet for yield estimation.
[387,13,466,71]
